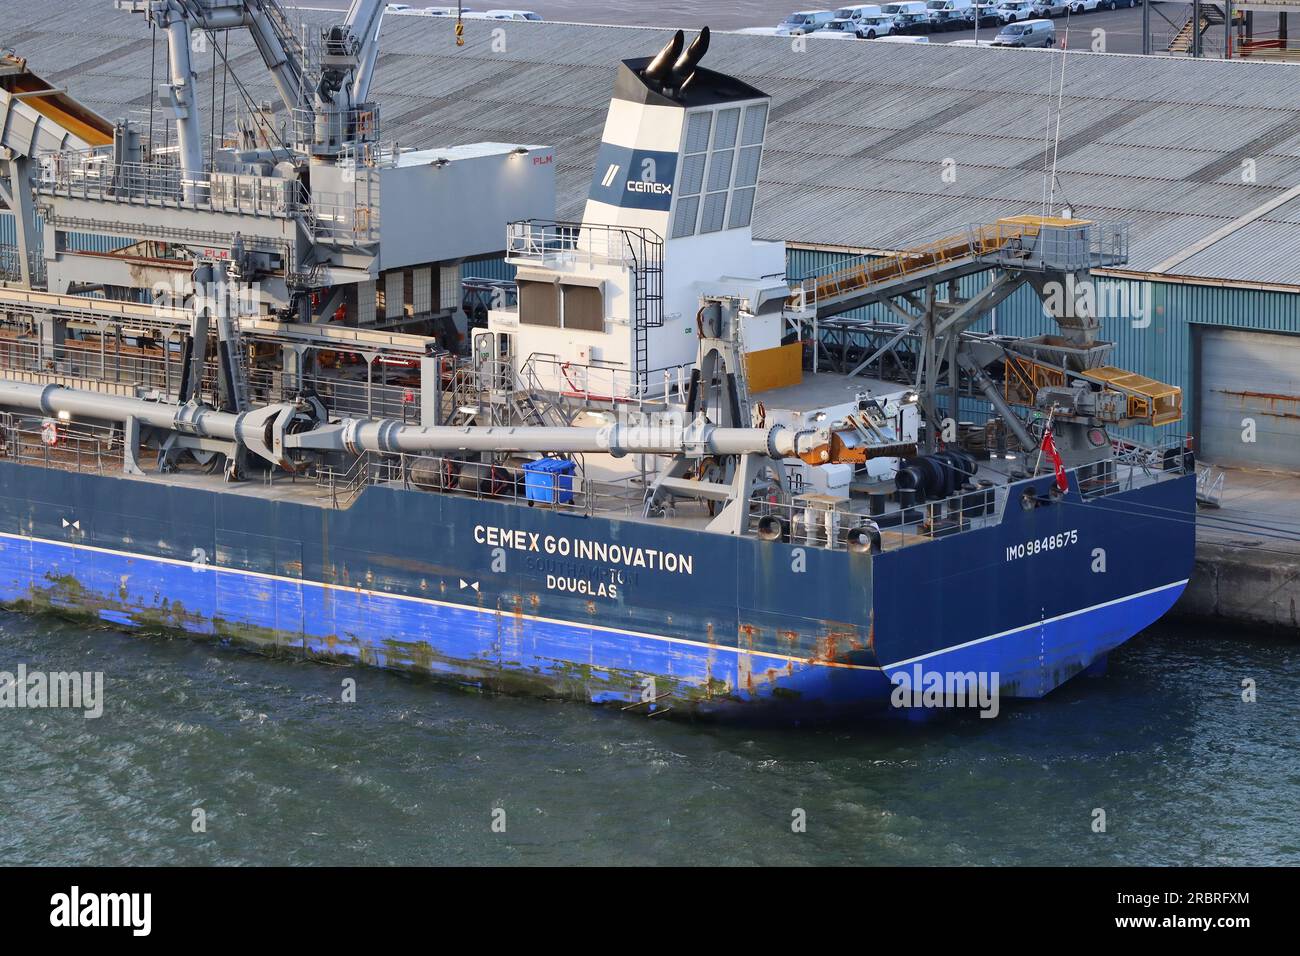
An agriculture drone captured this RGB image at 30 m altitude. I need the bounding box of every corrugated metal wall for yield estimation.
[459,255,517,284]
[1196,328,1300,470]
[2,211,134,254]
[788,247,1300,447]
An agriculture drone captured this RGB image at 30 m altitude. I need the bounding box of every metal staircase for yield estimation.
[1168,4,1228,54]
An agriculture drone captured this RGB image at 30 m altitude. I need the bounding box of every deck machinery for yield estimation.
[0,14,1197,720]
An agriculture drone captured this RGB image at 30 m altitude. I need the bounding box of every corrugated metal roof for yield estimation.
[4,2,1300,284]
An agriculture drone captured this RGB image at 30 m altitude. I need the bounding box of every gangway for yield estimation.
[787,215,1129,321]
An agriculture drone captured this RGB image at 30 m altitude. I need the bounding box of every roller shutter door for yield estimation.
[1198,328,1300,471]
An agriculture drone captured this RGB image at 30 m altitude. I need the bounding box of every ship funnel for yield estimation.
[667,27,709,90]
[642,30,684,84]
[582,27,767,233]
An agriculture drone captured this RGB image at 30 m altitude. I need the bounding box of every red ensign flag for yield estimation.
[1041,424,1069,493]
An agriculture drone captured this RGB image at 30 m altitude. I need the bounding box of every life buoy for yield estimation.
[40,420,61,447]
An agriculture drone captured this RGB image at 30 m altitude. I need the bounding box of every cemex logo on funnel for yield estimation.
[589,143,678,211]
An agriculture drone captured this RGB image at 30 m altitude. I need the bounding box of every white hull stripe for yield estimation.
[879,579,1190,670]
[0,532,1186,675]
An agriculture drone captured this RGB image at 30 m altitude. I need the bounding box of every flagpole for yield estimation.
[1033,404,1056,477]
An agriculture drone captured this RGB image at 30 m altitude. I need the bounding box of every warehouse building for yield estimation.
[2,3,1298,469]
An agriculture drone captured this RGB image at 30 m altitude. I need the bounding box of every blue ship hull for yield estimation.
[0,461,1195,720]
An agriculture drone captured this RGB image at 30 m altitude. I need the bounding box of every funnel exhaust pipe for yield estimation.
[668,26,709,89]
[643,29,684,83]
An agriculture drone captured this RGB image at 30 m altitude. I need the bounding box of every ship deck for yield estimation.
[756,370,904,414]
[0,390,1182,556]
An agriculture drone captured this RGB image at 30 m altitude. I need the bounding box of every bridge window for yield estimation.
[518,279,559,327]
[561,284,604,332]
[518,280,605,332]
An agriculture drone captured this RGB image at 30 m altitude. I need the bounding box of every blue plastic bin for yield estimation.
[523,457,575,505]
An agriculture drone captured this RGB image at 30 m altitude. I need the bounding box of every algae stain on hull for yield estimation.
[5,573,753,718]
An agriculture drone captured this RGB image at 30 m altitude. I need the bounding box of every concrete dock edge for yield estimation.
[1174,541,1300,634]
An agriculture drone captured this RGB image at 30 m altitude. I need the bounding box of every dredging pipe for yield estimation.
[0,381,827,463]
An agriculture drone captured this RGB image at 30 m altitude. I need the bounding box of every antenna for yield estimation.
[1048,18,1070,215]
[1039,12,1071,219]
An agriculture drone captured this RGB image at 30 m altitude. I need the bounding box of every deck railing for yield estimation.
[314,449,647,516]
[0,413,128,476]
[37,149,303,217]
[506,220,663,269]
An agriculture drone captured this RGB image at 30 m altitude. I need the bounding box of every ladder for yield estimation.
[217,311,253,413]
[730,309,753,426]
[628,232,664,395]
[261,0,307,68]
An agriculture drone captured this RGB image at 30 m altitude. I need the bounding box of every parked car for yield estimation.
[882,0,932,31]
[482,9,543,19]
[776,10,837,34]
[1031,0,1071,15]
[1069,0,1101,11]
[857,13,899,36]
[991,17,1055,45]
[811,17,864,36]
[995,0,1037,21]
[972,3,1003,24]
[925,0,976,30]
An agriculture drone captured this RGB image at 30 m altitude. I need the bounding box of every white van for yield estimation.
[834,4,884,26]
[777,10,837,34]
[882,0,930,31]
[992,17,1055,45]
[925,0,975,30]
